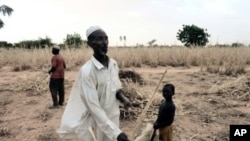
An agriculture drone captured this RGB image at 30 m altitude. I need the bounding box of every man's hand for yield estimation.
[116,90,132,110]
[124,101,132,110]
[117,132,130,141]
[48,66,56,75]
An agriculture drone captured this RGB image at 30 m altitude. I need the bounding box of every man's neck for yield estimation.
[93,53,109,68]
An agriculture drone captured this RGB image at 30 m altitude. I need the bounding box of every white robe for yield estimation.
[57,56,123,141]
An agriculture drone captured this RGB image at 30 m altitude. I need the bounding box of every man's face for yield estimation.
[88,30,109,55]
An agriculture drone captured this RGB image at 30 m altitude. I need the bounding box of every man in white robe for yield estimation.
[57,26,131,141]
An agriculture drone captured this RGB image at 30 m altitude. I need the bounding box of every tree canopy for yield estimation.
[64,33,83,48]
[177,24,210,47]
[0,5,14,29]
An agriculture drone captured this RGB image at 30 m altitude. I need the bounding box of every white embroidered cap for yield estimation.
[53,45,60,50]
[86,25,103,38]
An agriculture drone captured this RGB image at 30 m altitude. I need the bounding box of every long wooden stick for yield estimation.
[88,127,97,141]
[130,69,168,140]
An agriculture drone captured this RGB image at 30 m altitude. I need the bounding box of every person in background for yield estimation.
[153,83,176,141]
[48,45,66,109]
[57,26,131,141]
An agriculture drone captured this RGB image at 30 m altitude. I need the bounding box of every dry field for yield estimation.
[0,47,250,141]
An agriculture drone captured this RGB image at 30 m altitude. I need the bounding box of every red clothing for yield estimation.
[51,54,66,78]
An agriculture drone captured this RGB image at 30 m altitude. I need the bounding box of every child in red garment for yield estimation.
[153,83,176,141]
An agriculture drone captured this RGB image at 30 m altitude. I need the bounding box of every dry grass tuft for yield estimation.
[24,100,38,105]
[0,128,11,137]
[37,132,60,141]
[12,64,32,72]
[0,108,8,116]
[10,73,49,96]
[0,98,13,106]
[25,74,49,96]
[37,111,52,122]
[205,65,221,74]
[205,64,246,76]
[222,65,245,76]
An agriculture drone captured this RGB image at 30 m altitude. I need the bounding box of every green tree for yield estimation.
[17,36,53,49]
[39,36,52,48]
[0,41,12,48]
[0,5,14,29]
[64,33,82,48]
[232,42,244,47]
[177,24,210,47]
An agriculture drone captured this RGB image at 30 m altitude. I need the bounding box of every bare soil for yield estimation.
[0,66,250,141]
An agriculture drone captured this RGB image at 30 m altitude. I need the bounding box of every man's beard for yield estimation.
[100,48,108,55]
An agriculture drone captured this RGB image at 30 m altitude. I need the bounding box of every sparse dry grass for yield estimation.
[209,75,250,101]
[0,128,11,137]
[0,98,13,106]
[37,128,60,141]
[1,46,250,76]
[0,108,8,116]
[37,111,52,122]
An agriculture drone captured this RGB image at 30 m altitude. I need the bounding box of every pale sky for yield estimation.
[0,0,250,46]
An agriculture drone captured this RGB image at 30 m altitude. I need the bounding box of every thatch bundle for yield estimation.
[119,78,149,121]
[119,70,159,121]
[119,70,145,85]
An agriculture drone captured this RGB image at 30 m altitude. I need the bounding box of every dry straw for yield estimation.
[1,47,250,74]
[208,75,250,100]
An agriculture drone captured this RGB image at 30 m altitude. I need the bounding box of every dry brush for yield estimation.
[1,47,250,76]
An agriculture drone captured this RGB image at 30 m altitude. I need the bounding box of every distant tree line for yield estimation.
[214,43,246,48]
[0,33,87,49]
[0,24,249,49]
[0,37,53,49]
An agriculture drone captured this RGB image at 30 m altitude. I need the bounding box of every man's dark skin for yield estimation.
[87,29,131,141]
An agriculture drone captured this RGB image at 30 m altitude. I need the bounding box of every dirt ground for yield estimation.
[0,66,250,141]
